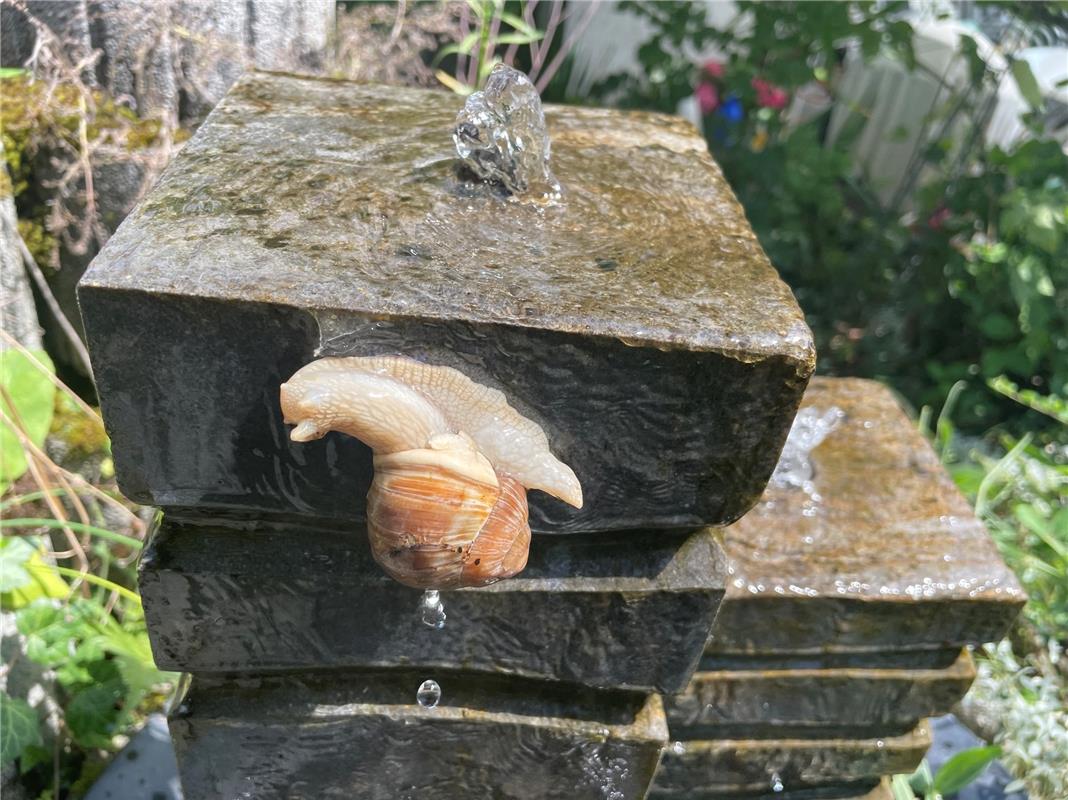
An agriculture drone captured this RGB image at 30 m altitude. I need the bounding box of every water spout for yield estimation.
[453,64,560,200]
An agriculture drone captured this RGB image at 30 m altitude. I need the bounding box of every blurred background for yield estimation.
[0,1,1065,798]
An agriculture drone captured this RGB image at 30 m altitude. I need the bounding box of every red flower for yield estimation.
[927,206,951,230]
[751,77,789,110]
[696,82,720,114]
[703,59,725,79]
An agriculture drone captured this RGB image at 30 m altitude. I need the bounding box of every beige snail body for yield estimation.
[279,357,582,589]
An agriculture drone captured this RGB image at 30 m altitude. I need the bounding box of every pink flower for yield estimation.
[703,59,725,79]
[696,82,719,114]
[927,206,951,230]
[751,77,789,110]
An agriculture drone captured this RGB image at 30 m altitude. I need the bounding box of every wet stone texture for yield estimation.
[170,671,667,800]
[140,519,726,693]
[651,377,1023,799]
[78,70,814,534]
[651,724,929,800]
[709,377,1025,662]
[664,650,974,740]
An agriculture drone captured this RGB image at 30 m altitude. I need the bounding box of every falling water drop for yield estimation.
[420,589,446,629]
[416,679,441,709]
[770,772,784,793]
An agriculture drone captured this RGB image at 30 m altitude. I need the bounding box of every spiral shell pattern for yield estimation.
[280,356,578,589]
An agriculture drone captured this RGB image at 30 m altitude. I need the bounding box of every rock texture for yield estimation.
[170,671,667,800]
[79,70,814,534]
[139,518,726,693]
[709,377,1025,662]
[651,724,929,798]
[664,650,974,739]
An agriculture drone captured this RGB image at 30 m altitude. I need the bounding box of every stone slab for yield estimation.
[651,724,929,798]
[78,70,814,534]
[139,516,726,693]
[709,377,1024,660]
[169,670,667,800]
[664,650,974,738]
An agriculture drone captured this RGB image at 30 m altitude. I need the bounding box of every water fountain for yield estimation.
[78,69,1019,798]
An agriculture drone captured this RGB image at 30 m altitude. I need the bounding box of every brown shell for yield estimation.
[367,460,530,589]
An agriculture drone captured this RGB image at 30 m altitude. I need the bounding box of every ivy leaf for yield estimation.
[0,693,42,765]
[932,745,1001,795]
[65,684,122,749]
[0,349,55,493]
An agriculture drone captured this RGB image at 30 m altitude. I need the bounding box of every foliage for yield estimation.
[0,349,55,493]
[586,1,1067,434]
[938,387,1068,640]
[963,640,1068,800]
[924,382,1067,799]
[433,0,600,95]
[890,746,1002,800]
[1,345,174,799]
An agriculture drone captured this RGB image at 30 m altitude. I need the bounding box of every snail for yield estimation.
[280,356,582,589]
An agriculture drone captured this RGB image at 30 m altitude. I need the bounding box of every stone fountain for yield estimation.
[78,68,1019,799]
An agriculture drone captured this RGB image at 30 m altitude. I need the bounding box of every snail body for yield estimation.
[280,357,581,589]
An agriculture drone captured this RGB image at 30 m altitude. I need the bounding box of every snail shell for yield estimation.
[280,357,581,589]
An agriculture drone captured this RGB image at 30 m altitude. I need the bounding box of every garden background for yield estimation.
[0,2,1065,798]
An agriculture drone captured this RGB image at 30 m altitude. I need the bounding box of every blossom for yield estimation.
[751,77,789,110]
[928,206,951,230]
[718,95,744,123]
[703,59,725,79]
[696,82,719,114]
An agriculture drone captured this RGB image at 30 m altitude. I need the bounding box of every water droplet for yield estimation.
[420,590,446,629]
[416,679,441,708]
[770,772,784,792]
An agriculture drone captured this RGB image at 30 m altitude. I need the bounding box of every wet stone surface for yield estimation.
[170,671,667,800]
[709,377,1025,661]
[664,650,974,740]
[650,723,929,799]
[78,70,813,534]
[139,518,726,693]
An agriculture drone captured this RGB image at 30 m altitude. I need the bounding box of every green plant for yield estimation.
[1,343,174,798]
[921,381,1067,799]
[588,1,1066,435]
[433,0,598,95]
[890,747,1002,799]
[435,0,544,94]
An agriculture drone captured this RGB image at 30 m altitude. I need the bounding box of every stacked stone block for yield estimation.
[653,378,1024,798]
[80,72,816,798]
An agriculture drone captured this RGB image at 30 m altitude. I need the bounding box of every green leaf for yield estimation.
[890,774,916,800]
[908,759,934,794]
[65,684,122,749]
[932,745,1001,795]
[0,537,36,592]
[0,693,42,765]
[1010,59,1044,110]
[494,32,543,46]
[14,599,61,636]
[0,349,55,492]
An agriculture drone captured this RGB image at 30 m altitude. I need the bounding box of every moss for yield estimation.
[49,392,110,460]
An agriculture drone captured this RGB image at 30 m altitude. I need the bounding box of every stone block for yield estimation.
[664,650,973,738]
[709,378,1024,661]
[140,517,726,693]
[170,671,667,800]
[78,70,814,534]
[651,723,929,798]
